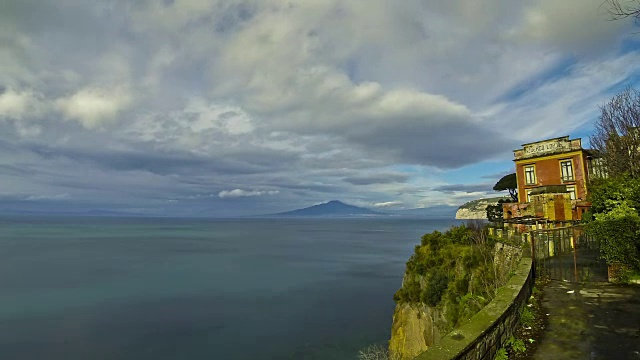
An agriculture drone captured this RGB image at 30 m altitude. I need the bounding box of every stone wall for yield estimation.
[414,257,534,360]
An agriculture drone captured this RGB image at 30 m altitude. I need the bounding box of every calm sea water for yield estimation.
[0,217,462,360]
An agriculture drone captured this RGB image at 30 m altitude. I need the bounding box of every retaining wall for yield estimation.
[415,257,534,360]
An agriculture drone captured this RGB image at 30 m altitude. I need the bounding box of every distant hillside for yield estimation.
[0,209,153,217]
[271,200,381,217]
[455,197,508,219]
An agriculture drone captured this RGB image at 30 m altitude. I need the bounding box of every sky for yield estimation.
[1,0,640,217]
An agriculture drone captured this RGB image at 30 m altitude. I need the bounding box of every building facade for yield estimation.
[503,136,595,224]
[513,136,590,203]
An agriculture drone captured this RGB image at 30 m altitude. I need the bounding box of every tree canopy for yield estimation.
[584,176,640,279]
[584,88,640,281]
[493,173,518,201]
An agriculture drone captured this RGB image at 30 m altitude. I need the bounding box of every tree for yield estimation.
[584,176,640,275]
[493,173,518,201]
[486,202,504,224]
[589,87,640,178]
[604,0,640,24]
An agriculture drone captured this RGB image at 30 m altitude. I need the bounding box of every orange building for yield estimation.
[513,136,590,203]
[503,136,595,224]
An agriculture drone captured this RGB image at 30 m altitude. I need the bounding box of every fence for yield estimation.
[490,227,527,245]
[530,226,607,282]
[489,225,608,282]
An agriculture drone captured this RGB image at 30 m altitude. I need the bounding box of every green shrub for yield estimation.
[584,176,640,271]
[421,270,449,306]
[494,347,508,360]
[520,307,534,327]
[586,216,640,270]
[532,286,540,295]
[506,335,526,354]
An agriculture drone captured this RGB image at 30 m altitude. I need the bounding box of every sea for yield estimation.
[0,216,463,360]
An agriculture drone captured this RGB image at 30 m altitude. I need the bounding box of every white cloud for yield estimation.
[372,201,403,208]
[184,99,254,134]
[25,193,70,201]
[218,189,279,198]
[515,0,627,52]
[489,51,640,143]
[55,87,131,129]
[15,123,42,138]
[0,89,41,120]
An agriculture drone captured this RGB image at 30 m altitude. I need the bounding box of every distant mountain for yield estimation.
[270,200,382,217]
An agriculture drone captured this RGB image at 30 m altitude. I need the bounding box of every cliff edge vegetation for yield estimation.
[389,224,521,360]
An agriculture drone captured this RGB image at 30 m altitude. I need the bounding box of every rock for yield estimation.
[389,303,444,360]
[455,197,508,220]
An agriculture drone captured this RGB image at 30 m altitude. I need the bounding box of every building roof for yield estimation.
[519,135,572,148]
[513,135,584,161]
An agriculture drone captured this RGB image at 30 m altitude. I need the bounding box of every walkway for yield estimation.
[533,280,640,360]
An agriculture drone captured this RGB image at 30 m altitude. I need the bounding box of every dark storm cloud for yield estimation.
[350,120,513,168]
[27,144,209,174]
[343,173,409,185]
[481,171,513,181]
[24,143,287,176]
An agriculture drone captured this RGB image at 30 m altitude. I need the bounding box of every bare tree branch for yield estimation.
[590,87,640,178]
[603,0,640,23]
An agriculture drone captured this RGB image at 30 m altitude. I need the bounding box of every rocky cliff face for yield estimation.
[388,302,445,360]
[388,242,523,360]
[389,271,448,360]
[455,197,507,220]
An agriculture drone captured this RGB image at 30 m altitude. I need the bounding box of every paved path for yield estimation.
[533,280,640,360]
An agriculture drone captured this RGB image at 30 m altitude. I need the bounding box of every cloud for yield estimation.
[0,0,638,216]
[489,51,640,143]
[372,201,403,208]
[218,189,279,199]
[481,171,513,180]
[515,0,627,53]
[0,88,42,120]
[202,5,514,167]
[55,87,131,129]
[343,172,409,185]
[25,193,69,201]
[183,99,254,134]
[433,183,494,194]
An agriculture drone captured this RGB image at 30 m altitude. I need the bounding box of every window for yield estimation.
[560,160,574,182]
[524,165,536,185]
[566,185,577,200]
[588,158,607,179]
[526,189,533,202]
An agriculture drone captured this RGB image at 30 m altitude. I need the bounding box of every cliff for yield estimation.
[389,302,445,360]
[455,197,507,219]
[388,226,523,360]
